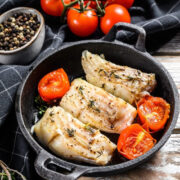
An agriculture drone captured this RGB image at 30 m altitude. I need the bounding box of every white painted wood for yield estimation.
[154,56,180,129]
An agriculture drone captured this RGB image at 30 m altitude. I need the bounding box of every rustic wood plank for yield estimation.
[79,134,180,180]
[155,32,180,55]
[154,56,180,130]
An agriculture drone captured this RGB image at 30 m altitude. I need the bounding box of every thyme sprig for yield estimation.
[34,95,48,117]
[0,160,26,180]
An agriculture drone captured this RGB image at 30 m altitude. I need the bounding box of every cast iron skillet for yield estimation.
[15,23,179,180]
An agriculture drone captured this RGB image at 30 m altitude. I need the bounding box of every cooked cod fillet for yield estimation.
[60,78,137,134]
[81,50,157,104]
[34,106,116,165]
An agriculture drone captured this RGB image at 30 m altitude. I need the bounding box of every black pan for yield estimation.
[15,23,179,180]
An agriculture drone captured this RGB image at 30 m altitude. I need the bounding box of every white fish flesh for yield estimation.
[81,50,157,104]
[34,106,116,165]
[60,78,137,134]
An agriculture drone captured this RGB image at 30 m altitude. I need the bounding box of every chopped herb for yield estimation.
[49,111,54,116]
[110,71,121,79]
[94,108,100,113]
[99,69,108,76]
[88,100,101,113]
[114,74,121,79]
[127,76,134,81]
[78,86,84,95]
[88,100,95,107]
[110,124,114,129]
[84,124,95,134]
[67,128,75,137]
[99,69,103,73]
[97,150,103,158]
[34,96,48,117]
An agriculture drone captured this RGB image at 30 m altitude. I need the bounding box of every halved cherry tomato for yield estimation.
[67,5,98,37]
[100,4,131,34]
[117,124,156,160]
[137,95,170,132]
[41,0,71,16]
[107,0,134,9]
[38,68,70,102]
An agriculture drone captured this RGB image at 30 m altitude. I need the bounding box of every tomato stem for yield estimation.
[60,0,79,21]
[79,0,84,11]
[95,0,105,16]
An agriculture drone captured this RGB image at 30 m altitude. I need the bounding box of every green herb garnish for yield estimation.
[127,76,134,81]
[78,86,84,95]
[97,150,103,158]
[99,69,108,76]
[88,100,95,107]
[49,111,54,116]
[0,160,26,180]
[84,124,95,134]
[110,71,121,79]
[34,96,48,117]
[114,74,121,79]
[67,128,75,137]
[88,100,100,113]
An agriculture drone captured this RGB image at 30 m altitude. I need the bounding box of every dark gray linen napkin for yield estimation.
[0,0,180,179]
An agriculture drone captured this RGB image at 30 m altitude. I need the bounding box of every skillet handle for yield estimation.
[103,22,146,52]
[34,150,88,180]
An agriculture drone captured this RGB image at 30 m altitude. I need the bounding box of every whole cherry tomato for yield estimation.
[137,95,170,132]
[67,5,98,37]
[41,0,71,16]
[38,68,70,102]
[84,0,105,9]
[107,0,134,9]
[117,124,156,160]
[100,4,131,34]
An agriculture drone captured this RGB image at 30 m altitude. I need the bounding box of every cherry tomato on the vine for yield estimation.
[41,0,71,16]
[100,4,131,34]
[107,0,134,9]
[84,0,106,9]
[67,5,98,37]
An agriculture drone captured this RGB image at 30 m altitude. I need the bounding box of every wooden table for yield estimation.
[79,33,180,180]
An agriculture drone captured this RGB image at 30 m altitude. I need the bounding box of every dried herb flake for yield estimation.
[67,128,75,137]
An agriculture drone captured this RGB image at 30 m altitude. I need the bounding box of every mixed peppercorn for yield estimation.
[0,13,40,51]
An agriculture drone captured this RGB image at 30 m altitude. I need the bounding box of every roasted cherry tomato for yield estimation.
[38,68,70,102]
[41,0,71,16]
[117,124,156,160]
[67,5,98,37]
[137,95,170,132]
[100,4,131,34]
[107,0,134,9]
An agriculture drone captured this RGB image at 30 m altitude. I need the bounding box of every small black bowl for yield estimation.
[15,23,179,180]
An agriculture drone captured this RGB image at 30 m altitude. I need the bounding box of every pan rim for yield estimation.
[15,40,179,175]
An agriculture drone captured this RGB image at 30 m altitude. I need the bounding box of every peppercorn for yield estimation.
[0,12,40,51]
